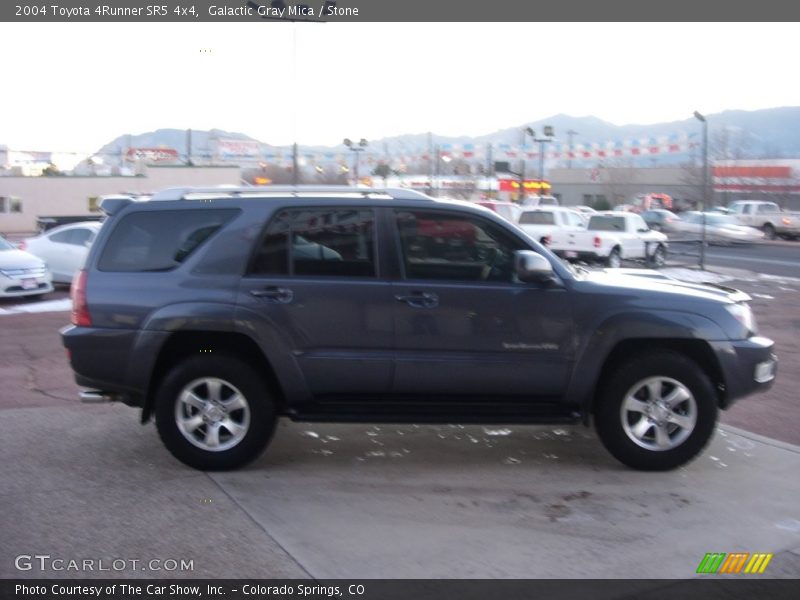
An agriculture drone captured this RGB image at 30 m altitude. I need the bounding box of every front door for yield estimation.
[390,209,573,399]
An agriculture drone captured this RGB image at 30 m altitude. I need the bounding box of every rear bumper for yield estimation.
[711,336,777,408]
[61,324,167,405]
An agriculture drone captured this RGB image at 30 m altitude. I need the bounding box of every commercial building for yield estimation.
[0,165,241,233]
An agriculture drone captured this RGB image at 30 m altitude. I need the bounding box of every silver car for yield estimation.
[675,212,764,244]
[0,235,54,298]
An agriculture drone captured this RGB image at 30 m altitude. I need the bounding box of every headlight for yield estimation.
[725,303,757,335]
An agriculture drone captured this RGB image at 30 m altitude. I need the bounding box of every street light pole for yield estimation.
[567,129,578,169]
[519,127,534,202]
[343,138,368,186]
[533,125,554,195]
[694,111,708,270]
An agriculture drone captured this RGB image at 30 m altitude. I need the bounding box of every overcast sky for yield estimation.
[2,22,799,153]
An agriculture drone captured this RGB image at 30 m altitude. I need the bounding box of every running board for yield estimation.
[288,399,581,425]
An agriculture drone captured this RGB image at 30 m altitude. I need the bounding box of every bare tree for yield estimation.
[600,158,639,207]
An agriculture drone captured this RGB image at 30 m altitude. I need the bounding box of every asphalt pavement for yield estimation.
[1,284,800,580]
[667,239,800,278]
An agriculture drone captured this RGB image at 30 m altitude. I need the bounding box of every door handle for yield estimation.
[250,286,294,304]
[395,291,439,309]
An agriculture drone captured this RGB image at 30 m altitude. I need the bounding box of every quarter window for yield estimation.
[98,209,237,272]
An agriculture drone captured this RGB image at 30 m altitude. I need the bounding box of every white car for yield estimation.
[21,221,102,284]
[0,235,54,298]
[562,211,668,268]
[517,207,587,246]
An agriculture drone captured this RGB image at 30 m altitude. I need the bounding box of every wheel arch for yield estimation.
[142,330,287,423]
[566,311,729,424]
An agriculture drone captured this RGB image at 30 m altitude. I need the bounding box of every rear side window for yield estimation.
[519,211,555,225]
[251,208,376,278]
[98,209,237,272]
[588,216,626,231]
[51,227,95,246]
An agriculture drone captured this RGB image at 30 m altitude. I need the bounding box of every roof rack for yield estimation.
[149,185,434,202]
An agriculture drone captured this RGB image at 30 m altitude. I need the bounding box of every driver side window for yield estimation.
[394,210,524,283]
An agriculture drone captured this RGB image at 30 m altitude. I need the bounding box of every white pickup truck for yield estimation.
[727,200,800,240]
[551,211,668,268]
[517,206,587,246]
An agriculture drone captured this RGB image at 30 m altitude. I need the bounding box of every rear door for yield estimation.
[238,207,394,397]
[389,208,573,398]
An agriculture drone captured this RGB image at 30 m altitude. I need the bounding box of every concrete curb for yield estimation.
[719,424,800,455]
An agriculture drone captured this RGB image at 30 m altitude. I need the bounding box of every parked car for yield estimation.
[62,186,776,472]
[554,211,668,268]
[641,209,681,233]
[21,222,102,284]
[517,206,586,246]
[475,200,522,223]
[520,194,560,208]
[675,212,764,245]
[0,235,54,298]
[572,205,597,215]
[727,200,800,240]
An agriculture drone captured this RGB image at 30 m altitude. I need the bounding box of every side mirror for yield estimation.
[515,250,553,283]
[637,228,649,233]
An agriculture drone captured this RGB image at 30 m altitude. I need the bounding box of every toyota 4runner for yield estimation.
[61,186,777,471]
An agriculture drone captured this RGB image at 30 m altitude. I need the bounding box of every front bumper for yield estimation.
[0,275,53,297]
[711,336,777,408]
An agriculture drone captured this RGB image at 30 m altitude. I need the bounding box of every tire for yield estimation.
[155,355,277,471]
[763,223,776,240]
[594,351,718,471]
[651,244,667,269]
[606,247,622,268]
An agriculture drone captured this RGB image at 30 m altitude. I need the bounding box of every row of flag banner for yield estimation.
[252,132,698,165]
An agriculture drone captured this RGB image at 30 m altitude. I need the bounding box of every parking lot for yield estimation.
[1,269,800,579]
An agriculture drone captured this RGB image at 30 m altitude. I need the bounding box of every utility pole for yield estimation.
[186,129,193,166]
[427,132,434,196]
[434,144,441,197]
[694,111,708,270]
[567,129,578,169]
[292,142,299,185]
[486,143,493,198]
[520,127,534,202]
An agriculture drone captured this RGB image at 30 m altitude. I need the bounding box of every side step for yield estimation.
[288,398,581,425]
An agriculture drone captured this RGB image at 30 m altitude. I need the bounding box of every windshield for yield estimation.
[519,212,555,225]
[0,237,15,251]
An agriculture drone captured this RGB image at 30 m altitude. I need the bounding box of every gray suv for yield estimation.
[61,186,777,471]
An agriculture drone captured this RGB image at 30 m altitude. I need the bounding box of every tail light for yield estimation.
[71,269,92,327]
[542,235,551,246]
[593,236,602,248]
[18,240,27,251]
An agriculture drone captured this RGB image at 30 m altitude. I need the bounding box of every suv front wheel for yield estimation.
[155,355,276,470]
[595,351,718,471]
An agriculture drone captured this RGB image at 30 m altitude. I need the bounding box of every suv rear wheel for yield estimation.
[595,351,718,471]
[155,355,276,470]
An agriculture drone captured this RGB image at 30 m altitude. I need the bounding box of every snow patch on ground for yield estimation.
[0,298,71,316]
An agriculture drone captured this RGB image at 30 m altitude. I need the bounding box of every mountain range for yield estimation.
[96,106,800,166]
